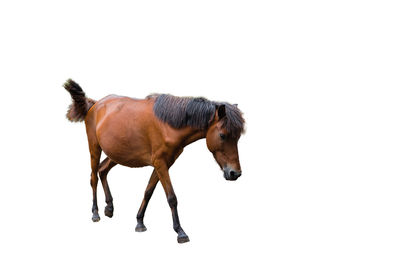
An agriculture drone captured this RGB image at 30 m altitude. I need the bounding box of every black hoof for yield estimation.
[92,213,100,222]
[104,206,113,218]
[177,230,190,243]
[135,223,147,232]
[177,235,190,243]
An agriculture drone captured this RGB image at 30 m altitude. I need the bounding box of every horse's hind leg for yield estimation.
[99,157,117,218]
[135,169,159,232]
[88,139,102,222]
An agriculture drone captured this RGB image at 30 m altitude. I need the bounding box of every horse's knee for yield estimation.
[167,194,177,208]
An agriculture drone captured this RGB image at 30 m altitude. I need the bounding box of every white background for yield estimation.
[0,0,399,266]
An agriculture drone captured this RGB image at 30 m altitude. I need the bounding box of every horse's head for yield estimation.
[206,104,245,181]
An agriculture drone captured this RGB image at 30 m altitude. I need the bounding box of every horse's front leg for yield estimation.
[135,170,159,232]
[154,160,189,243]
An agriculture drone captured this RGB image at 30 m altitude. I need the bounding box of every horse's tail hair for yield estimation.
[63,79,96,122]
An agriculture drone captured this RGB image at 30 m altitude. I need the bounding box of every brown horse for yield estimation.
[64,79,245,243]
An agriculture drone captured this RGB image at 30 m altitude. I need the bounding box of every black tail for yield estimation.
[63,79,96,122]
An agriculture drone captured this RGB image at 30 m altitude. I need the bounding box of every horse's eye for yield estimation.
[219,133,226,140]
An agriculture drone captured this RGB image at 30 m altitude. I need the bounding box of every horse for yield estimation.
[63,79,245,243]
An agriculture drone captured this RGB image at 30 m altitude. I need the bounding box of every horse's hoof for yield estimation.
[104,206,113,218]
[177,234,190,243]
[92,214,100,222]
[135,223,147,232]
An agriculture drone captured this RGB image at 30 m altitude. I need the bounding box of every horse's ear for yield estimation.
[216,104,226,120]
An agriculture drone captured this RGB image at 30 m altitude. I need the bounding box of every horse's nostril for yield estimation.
[229,170,241,179]
[224,168,241,180]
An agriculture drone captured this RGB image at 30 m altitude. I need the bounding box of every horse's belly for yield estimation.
[97,123,153,168]
[102,147,152,168]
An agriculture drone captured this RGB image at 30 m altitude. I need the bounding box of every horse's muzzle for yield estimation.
[223,167,242,181]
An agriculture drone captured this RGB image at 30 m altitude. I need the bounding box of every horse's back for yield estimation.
[86,95,158,167]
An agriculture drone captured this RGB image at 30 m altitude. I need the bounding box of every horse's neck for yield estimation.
[181,128,207,147]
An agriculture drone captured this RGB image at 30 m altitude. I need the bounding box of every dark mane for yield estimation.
[151,94,245,137]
